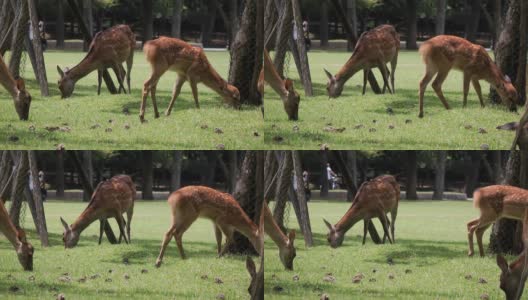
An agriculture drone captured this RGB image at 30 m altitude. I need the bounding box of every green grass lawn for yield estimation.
[0,50,263,149]
[0,200,257,299]
[264,50,520,150]
[265,200,508,299]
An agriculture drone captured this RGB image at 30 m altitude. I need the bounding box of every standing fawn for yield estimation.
[60,175,135,248]
[0,200,34,270]
[140,37,240,122]
[418,35,518,118]
[247,203,264,300]
[467,185,528,257]
[0,54,32,120]
[325,25,400,98]
[324,175,399,248]
[155,186,261,267]
[258,49,300,120]
[263,201,296,270]
[57,25,135,98]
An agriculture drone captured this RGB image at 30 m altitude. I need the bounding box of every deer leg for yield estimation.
[165,76,187,116]
[472,78,485,108]
[467,218,481,256]
[126,206,133,243]
[378,62,392,94]
[155,225,177,267]
[418,68,436,118]
[362,219,370,245]
[431,69,451,110]
[98,218,106,245]
[115,213,129,244]
[214,224,223,254]
[126,52,134,94]
[476,223,492,257]
[189,79,200,109]
[218,225,234,257]
[463,71,471,108]
[390,207,398,243]
[112,65,125,94]
[97,69,102,95]
[379,212,393,244]
[362,69,369,95]
[390,54,398,93]
[150,81,160,119]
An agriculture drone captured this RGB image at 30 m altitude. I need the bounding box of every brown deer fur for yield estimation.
[324,175,400,248]
[60,175,135,248]
[155,186,261,267]
[0,54,31,120]
[247,203,264,300]
[263,202,296,270]
[57,25,135,98]
[325,25,400,98]
[258,49,300,120]
[418,35,518,118]
[0,200,34,270]
[140,37,240,122]
[467,185,528,257]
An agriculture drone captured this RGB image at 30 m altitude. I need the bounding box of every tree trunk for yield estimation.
[228,0,239,42]
[55,149,65,198]
[292,0,314,96]
[229,151,238,193]
[515,0,527,105]
[171,0,183,38]
[406,0,418,50]
[204,151,217,186]
[435,0,447,35]
[493,0,503,44]
[465,0,481,42]
[272,0,293,77]
[320,150,329,198]
[201,0,217,47]
[320,0,329,47]
[346,0,358,51]
[0,0,14,54]
[56,0,65,48]
[273,151,292,233]
[141,151,154,200]
[405,151,418,199]
[8,0,29,77]
[82,0,93,51]
[492,151,504,183]
[9,151,28,227]
[464,151,481,197]
[170,151,182,192]
[142,0,154,43]
[0,151,14,201]
[432,151,446,200]
[346,150,357,201]
[82,151,93,202]
[28,151,49,247]
[292,151,313,247]
[332,151,357,201]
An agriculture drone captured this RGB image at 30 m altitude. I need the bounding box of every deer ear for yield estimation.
[284,79,295,93]
[60,217,69,230]
[14,77,25,91]
[324,68,334,81]
[323,218,333,230]
[288,230,296,243]
[246,256,256,278]
[16,228,27,242]
[57,65,64,78]
[505,75,512,83]
[497,255,510,273]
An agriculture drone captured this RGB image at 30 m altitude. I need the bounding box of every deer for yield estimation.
[60,175,135,248]
[140,37,240,122]
[323,175,399,248]
[0,200,34,270]
[418,35,519,118]
[155,185,261,268]
[57,24,135,98]
[324,24,400,98]
[263,201,296,270]
[0,54,32,120]
[258,49,300,120]
[467,185,528,258]
[247,203,264,300]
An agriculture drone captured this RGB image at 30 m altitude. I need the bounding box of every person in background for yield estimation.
[38,20,47,51]
[302,170,311,201]
[38,170,47,201]
[327,163,337,190]
[302,20,311,51]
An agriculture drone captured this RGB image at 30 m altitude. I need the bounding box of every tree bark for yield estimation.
[141,151,154,200]
[346,0,358,51]
[228,0,239,42]
[201,0,217,47]
[292,151,313,247]
[272,0,293,77]
[229,151,238,193]
[405,151,418,199]
[171,0,183,38]
[432,151,447,200]
[320,150,329,198]
[82,151,93,202]
[320,0,329,47]
[56,0,65,48]
[435,0,447,35]
[9,151,28,227]
[8,0,29,77]
[142,0,154,43]
[82,0,93,51]
[55,149,65,199]
[28,151,49,247]
[465,0,481,42]
[464,151,481,198]
[292,0,314,96]
[273,151,292,232]
[406,0,418,50]
[515,0,527,104]
[170,151,182,192]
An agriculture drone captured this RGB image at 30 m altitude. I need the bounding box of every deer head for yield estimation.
[283,79,300,121]
[220,84,241,109]
[497,254,527,300]
[15,228,34,271]
[324,69,344,98]
[13,77,31,120]
[495,75,519,112]
[324,219,344,248]
[57,66,75,99]
[279,230,296,270]
[60,217,80,248]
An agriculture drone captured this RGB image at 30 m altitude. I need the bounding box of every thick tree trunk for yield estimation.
[435,0,447,35]
[405,151,418,200]
[201,0,217,47]
[406,0,418,50]
[229,151,238,193]
[82,151,93,202]
[292,151,313,247]
[9,151,28,227]
[273,151,292,233]
[272,0,293,77]
[291,0,313,96]
[56,0,65,48]
[228,0,239,42]
[0,0,14,54]
[171,0,183,38]
[204,151,217,186]
[55,149,65,198]
[170,151,182,192]
[492,151,504,183]
[464,152,481,198]
[28,151,49,247]
[82,0,93,51]
[346,0,358,51]
[9,0,29,77]
[142,0,154,43]
[465,0,481,42]
[320,0,329,47]
[432,151,446,200]
[320,150,329,198]
[493,0,503,44]
[515,0,527,104]
[141,151,154,200]
[346,150,357,201]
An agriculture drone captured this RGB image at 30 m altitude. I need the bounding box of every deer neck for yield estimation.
[233,214,260,252]
[0,59,18,98]
[264,59,289,101]
[335,55,364,84]
[264,208,289,249]
[67,56,101,83]
[200,64,231,98]
[0,203,21,249]
[335,204,364,234]
[70,205,100,234]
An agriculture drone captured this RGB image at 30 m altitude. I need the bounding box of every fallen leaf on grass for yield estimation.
[323,126,346,133]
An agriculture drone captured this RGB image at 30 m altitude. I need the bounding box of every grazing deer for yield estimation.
[263,202,296,270]
[323,175,399,248]
[0,200,34,270]
[467,185,528,257]
[57,25,135,98]
[418,35,519,118]
[60,175,135,248]
[324,25,400,98]
[140,37,240,122]
[247,203,264,300]
[155,185,261,267]
[0,54,32,120]
[258,49,300,120]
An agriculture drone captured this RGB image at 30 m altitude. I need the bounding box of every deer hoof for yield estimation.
[418,112,424,119]
[467,251,474,257]
[139,116,146,123]
[155,260,162,268]
[165,111,171,117]
[154,113,160,119]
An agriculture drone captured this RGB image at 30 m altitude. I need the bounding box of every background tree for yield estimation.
[406,0,418,49]
[405,151,418,199]
[142,0,154,43]
[435,0,447,35]
[141,151,154,200]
